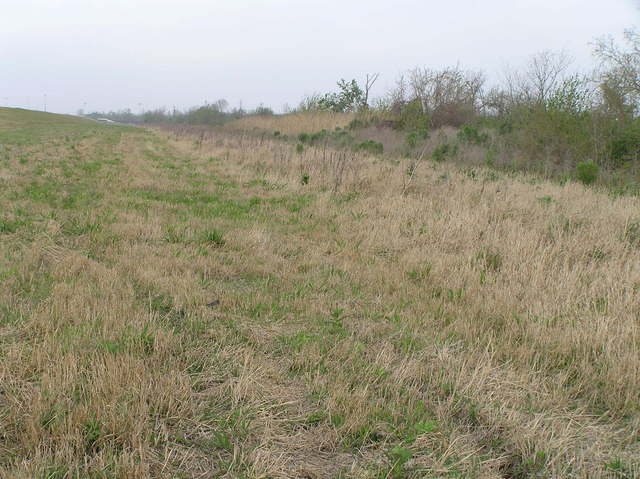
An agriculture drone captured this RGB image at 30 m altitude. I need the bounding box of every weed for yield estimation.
[83,415,103,452]
[623,221,640,247]
[201,228,225,246]
[388,446,413,477]
[164,225,186,243]
[538,195,555,205]
[0,217,25,234]
[476,248,502,272]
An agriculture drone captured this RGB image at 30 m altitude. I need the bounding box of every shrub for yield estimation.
[432,143,457,162]
[457,124,489,145]
[575,161,599,185]
[301,173,310,185]
[298,133,309,143]
[405,129,429,148]
[608,119,640,165]
[396,99,429,131]
[296,143,304,154]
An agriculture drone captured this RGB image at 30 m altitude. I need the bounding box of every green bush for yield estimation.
[405,129,429,148]
[457,124,489,145]
[609,119,640,165]
[396,99,429,131]
[432,143,457,162]
[354,140,383,155]
[575,161,599,185]
[296,143,304,154]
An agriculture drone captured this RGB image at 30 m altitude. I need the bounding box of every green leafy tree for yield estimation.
[318,79,366,112]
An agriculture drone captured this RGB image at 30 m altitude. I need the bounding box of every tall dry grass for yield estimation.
[224,111,355,135]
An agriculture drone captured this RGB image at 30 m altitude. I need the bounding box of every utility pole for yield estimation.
[44,94,47,112]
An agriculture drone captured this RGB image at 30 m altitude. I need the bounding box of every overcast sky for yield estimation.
[1,0,638,114]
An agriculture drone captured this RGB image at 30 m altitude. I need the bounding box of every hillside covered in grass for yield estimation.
[1,108,639,477]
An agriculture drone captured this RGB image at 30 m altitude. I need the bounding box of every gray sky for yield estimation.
[2,0,638,114]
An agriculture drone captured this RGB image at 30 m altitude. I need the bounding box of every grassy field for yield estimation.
[1,107,639,478]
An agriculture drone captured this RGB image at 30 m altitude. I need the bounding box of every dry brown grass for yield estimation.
[1,108,639,478]
[224,111,355,135]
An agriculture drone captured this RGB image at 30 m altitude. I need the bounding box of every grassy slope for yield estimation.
[0,108,639,478]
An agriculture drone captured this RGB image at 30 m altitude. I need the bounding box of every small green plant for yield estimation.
[485,147,496,167]
[201,228,225,246]
[0,217,24,234]
[163,225,185,243]
[273,130,280,137]
[575,160,598,185]
[605,457,630,475]
[406,265,431,282]
[297,133,309,143]
[213,432,233,451]
[296,143,304,154]
[139,324,155,355]
[41,464,70,479]
[623,221,640,247]
[477,248,502,272]
[83,415,103,452]
[99,340,125,354]
[388,445,413,477]
[301,173,310,185]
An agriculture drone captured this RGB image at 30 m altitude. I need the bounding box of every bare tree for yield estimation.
[503,51,572,107]
[499,50,572,112]
[406,65,485,126]
[527,50,572,104]
[363,73,380,108]
[594,28,640,106]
